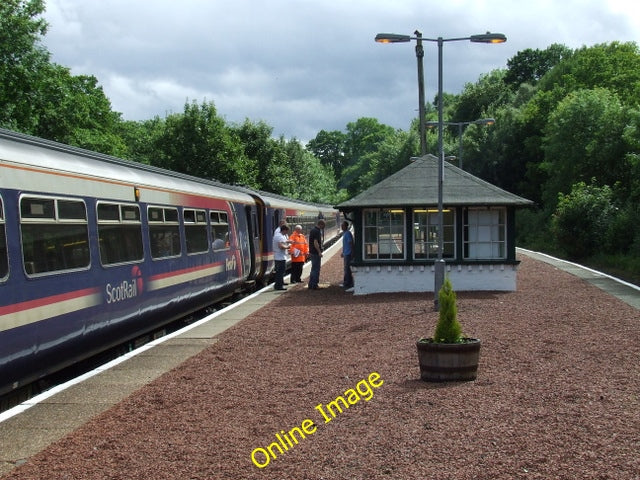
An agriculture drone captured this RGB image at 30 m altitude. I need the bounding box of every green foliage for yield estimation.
[453,69,513,122]
[339,118,397,195]
[118,118,165,165]
[551,181,615,259]
[34,66,126,155]
[2,0,640,282]
[586,252,640,286]
[0,0,49,131]
[515,208,556,254]
[541,88,627,208]
[504,44,572,88]
[538,42,640,102]
[433,278,462,344]
[152,101,254,186]
[306,129,347,178]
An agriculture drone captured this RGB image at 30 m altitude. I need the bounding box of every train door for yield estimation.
[243,204,260,281]
[274,209,283,232]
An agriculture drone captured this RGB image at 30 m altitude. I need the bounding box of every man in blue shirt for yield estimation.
[341,221,354,291]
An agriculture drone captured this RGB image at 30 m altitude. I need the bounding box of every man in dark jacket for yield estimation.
[307,219,325,289]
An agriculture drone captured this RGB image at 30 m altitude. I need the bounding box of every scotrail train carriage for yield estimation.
[0,128,338,397]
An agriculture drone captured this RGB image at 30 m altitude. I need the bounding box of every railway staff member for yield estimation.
[308,219,325,290]
[273,224,291,291]
[289,225,309,283]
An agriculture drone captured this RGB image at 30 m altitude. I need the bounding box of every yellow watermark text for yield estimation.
[250,371,384,468]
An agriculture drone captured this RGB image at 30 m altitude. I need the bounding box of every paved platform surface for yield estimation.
[0,246,637,476]
[517,248,640,310]
[0,241,342,477]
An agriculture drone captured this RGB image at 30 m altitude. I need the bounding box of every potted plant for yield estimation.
[416,277,481,382]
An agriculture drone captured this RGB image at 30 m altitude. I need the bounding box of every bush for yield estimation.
[551,181,614,259]
[433,277,462,343]
[605,204,637,253]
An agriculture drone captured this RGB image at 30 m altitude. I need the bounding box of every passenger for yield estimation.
[289,225,309,283]
[340,221,354,291]
[307,219,325,290]
[212,233,226,250]
[273,224,290,291]
[274,219,286,235]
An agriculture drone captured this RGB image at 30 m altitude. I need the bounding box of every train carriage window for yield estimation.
[20,196,90,275]
[148,206,181,259]
[97,202,143,266]
[184,209,208,254]
[210,210,230,251]
[0,197,7,280]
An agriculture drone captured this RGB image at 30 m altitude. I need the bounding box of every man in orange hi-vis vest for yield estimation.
[289,224,309,283]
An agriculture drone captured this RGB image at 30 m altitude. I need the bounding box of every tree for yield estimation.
[541,88,627,207]
[452,69,512,123]
[230,119,276,189]
[118,117,166,165]
[340,118,396,195]
[539,42,640,103]
[153,101,253,186]
[504,43,572,88]
[0,0,49,131]
[306,129,347,179]
[34,65,125,155]
[281,138,337,203]
[551,181,614,259]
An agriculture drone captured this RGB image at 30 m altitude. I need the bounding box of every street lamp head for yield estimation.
[469,32,507,43]
[475,117,495,125]
[375,33,412,43]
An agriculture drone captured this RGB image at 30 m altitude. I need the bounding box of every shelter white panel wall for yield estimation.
[351,264,518,295]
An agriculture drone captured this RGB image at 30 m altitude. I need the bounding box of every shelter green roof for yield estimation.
[336,155,533,209]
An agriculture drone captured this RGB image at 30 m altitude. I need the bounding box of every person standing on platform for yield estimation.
[289,224,308,283]
[273,224,290,290]
[340,221,354,291]
[308,219,325,290]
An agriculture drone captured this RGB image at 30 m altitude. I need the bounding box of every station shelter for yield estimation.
[335,155,533,295]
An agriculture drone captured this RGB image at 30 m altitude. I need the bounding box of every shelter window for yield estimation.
[464,207,506,259]
[20,196,90,275]
[148,206,181,259]
[210,210,230,251]
[0,196,7,280]
[97,202,143,265]
[363,208,405,260]
[184,209,208,254]
[412,209,456,260]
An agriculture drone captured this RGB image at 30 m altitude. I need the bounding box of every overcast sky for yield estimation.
[41,0,640,142]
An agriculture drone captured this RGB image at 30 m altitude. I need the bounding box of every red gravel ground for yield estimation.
[2,254,639,480]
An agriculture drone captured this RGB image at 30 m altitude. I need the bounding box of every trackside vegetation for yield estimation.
[2,1,639,284]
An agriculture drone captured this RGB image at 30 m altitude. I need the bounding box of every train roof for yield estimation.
[0,128,255,204]
[235,185,335,214]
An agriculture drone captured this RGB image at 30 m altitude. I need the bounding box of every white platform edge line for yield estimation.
[0,239,342,423]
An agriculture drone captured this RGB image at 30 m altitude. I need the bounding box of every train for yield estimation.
[0,128,340,397]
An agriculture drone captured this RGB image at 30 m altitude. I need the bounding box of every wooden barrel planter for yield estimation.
[416,338,481,382]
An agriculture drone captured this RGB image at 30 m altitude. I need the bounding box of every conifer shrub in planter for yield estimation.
[416,277,481,382]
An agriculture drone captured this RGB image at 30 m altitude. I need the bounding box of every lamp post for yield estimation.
[375,31,506,309]
[426,118,495,169]
[375,31,427,155]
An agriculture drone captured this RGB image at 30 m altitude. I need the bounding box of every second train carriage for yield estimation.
[0,128,339,397]
[240,187,340,282]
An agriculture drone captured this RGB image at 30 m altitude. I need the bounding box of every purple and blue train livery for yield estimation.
[0,128,339,397]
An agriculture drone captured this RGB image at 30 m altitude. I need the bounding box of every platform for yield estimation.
[1,246,638,479]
